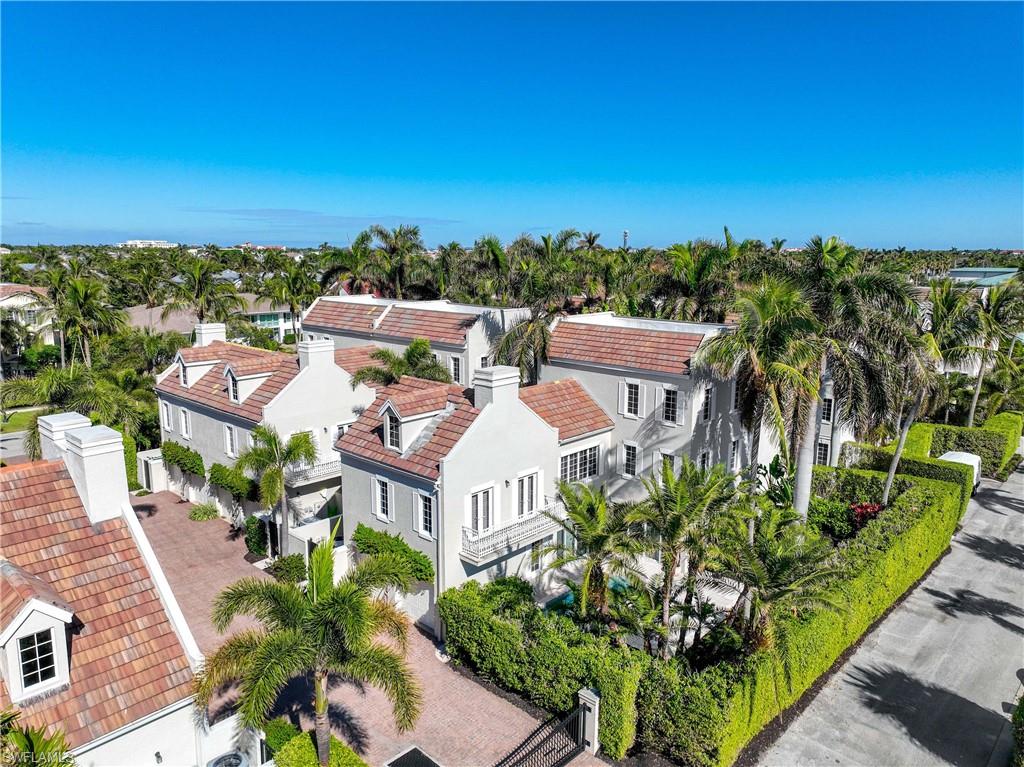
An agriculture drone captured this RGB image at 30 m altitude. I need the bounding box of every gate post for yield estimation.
[577,687,600,755]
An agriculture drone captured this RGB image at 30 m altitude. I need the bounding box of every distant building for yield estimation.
[234,242,287,251]
[946,266,1019,287]
[0,283,54,351]
[116,239,178,249]
[125,293,298,341]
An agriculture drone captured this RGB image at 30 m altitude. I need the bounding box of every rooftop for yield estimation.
[519,379,613,442]
[125,293,290,334]
[0,283,47,300]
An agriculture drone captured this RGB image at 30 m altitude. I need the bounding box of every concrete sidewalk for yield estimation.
[759,463,1024,767]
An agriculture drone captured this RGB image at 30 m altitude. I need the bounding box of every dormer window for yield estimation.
[229,372,240,403]
[385,411,401,450]
[180,362,189,386]
[19,629,56,689]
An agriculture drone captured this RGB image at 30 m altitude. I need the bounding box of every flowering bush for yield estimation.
[851,501,883,529]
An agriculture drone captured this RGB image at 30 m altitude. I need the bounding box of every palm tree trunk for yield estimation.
[793,358,826,519]
[882,387,925,506]
[314,668,331,766]
[967,351,986,427]
[83,335,92,368]
[675,564,697,659]
[57,328,66,369]
[279,489,290,558]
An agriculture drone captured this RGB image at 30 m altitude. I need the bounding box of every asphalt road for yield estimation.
[760,459,1024,767]
[0,430,27,462]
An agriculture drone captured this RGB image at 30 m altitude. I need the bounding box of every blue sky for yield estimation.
[2,2,1022,249]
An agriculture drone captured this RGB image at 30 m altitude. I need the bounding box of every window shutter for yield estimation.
[617,382,627,416]
[388,483,396,522]
[677,391,686,425]
[411,495,419,533]
[639,385,648,418]
[654,387,664,419]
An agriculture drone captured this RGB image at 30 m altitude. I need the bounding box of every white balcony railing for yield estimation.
[460,500,564,565]
[286,459,343,485]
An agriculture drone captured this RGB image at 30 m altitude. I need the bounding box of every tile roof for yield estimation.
[125,294,289,334]
[0,283,47,300]
[0,461,193,747]
[303,300,386,334]
[303,300,478,346]
[384,387,452,418]
[548,321,704,375]
[336,378,479,480]
[519,379,613,442]
[0,560,74,630]
[333,345,385,379]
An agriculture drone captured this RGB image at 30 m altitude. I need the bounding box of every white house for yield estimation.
[0,282,54,346]
[126,292,299,342]
[0,413,259,767]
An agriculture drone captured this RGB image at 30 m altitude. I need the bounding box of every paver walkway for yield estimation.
[759,462,1024,767]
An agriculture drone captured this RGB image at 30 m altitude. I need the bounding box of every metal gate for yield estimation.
[494,705,585,767]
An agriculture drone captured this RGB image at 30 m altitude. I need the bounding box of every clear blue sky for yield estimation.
[2,2,1022,249]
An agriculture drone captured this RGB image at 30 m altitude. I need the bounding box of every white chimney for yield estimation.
[63,425,128,525]
[37,412,92,460]
[298,338,335,370]
[473,365,521,409]
[195,323,227,347]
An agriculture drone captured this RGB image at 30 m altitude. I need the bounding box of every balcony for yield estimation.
[286,459,343,485]
[460,500,564,566]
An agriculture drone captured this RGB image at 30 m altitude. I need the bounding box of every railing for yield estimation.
[494,704,584,767]
[286,459,343,485]
[461,500,563,565]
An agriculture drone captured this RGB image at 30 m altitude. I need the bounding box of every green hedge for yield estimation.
[267,553,306,583]
[838,443,973,519]
[998,454,1023,482]
[115,428,141,491]
[161,440,204,476]
[245,515,268,557]
[982,412,1024,475]
[209,461,257,501]
[263,718,300,754]
[903,422,936,458]
[273,732,367,767]
[1013,691,1024,767]
[437,579,647,759]
[351,523,434,582]
[930,424,1006,477]
[637,468,963,766]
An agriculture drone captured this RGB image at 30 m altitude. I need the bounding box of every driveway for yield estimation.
[759,462,1024,767]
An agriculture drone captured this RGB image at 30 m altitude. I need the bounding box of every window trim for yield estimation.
[228,372,240,403]
[385,411,401,451]
[702,386,714,422]
[224,424,236,458]
[179,362,189,387]
[517,469,539,517]
[732,381,741,412]
[661,385,679,425]
[730,439,740,473]
[625,382,640,418]
[621,441,639,478]
[816,441,831,466]
[18,628,57,691]
[479,355,489,369]
[559,444,600,483]
[821,397,834,424]
[179,408,191,439]
[160,401,172,430]
[698,449,710,472]
[417,493,434,539]
[374,477,392,522]
[450,355,462,384]
[468,485,494,535]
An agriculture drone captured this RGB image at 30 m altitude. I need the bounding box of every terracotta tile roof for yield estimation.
[519,379,613,442]
[384,387,451,418]
[0,283,47,300]
[375,307,477,345]
[336,378,479,480]
[0,560,74,630]
[157,341,299,423]
[333,345,384,379]
[303,300,386,334]
[548,321,705,375]
[0,461,193,747]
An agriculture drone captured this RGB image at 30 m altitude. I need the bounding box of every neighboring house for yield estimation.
[538,312,748,500]
[301,295,529,387]
[0,413,258,766]
[116,239,178,249]
[151,323,380,556]
[0,282,53,346]
[126,293,298,342]
[336,366,614,633]
[946,266,1018,289]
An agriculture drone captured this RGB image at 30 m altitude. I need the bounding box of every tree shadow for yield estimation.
[922,587,1024,636]
[269,674,370,755]
[973,486,1024,516]
[958,533,1024,570]
[133,502,159,518]
[847,663,1006,766]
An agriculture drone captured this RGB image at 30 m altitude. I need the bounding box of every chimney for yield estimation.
[63,425,128,525]
[298,338,335,370]
[194,323,227,347]
[38,412,92,460]
[473,365,521,409]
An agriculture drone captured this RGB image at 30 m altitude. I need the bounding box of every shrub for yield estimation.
[209,462,256,501]
[997,454,1023,482]
[982,411,1024,476]
[1013,692,1024,767]
[188,502,219,521]
[267,553,306,583]
[114,428,141,491]
[903,422,936,457]
[160,440,204,476]
[273,732,367,767]
[22,344,61,373]
[351,523,434,582]
[283,332,297,345]
[808,497,854,541]
[244,515,268,557]
[930,424,1007,477]
[262,718,300,754]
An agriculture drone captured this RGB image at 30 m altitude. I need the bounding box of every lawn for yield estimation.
[1,409,43,433]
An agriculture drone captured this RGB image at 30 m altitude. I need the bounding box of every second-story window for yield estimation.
[730,439,740,472]
[161,401,171,430]
[385,412,400,450]
[625,382,640,417]
[733,382,741,411]
[702,386,714,422]
[450,356,462,384]
[180,362,189,387]
[822,397,834,423]
[623,443,638,477]
[662,388,678,423]
[518,473,537,517]
[229,373,240,403]
[560,446,599,482]
[180,409,191,439]
[19,629,56,689]
[224,425,236,457]
[699,450,709,472]
[419,494,433,537]
[377,479,391,521]
[480,355,490,369]
[470,488,492,534]
[816,442,830,466]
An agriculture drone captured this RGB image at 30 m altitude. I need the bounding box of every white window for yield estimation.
[450,356,462,384]
[560,445,599,482]
[385,412,401,450]
[160,401,171,430]
[622,443,639,477]
[376,479,391,521]
[530,539,543,573]
[19,629,56,689]
[419,494,433,537]
[732,382,741,412]
[470,488,492,534]
[702,386,714,422]
[699,450,709,472]
[224,425,236,457]
[179,409,191,439]
[229,372,240,403]
[816,442,831,466]
[480,355,490,369]
[247,431,256,449]
[179,362,189,387]
[518,473,537,517]
[662,387,679,423]
[625,382,640,417]
[661,451,676,474]
[730,439,740,472]
[822,398,834,424]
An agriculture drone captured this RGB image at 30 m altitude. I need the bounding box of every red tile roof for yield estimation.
[0,283,47,300]
[0,461,194,747]
[303,300,385,334]
[384,388,451,418]
[548,321,705,375]
[336,378,479,480]
[0,560,74,630]
[333,345,384,379]
[303,300,478,346]
[519,379,613,442]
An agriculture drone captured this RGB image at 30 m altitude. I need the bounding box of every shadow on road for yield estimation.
[271,674,371,755]
[958,532,1024,570]
[922,587,1024,636]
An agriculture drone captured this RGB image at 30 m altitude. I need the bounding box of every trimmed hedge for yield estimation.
[982,411,1024,475]
[437,579,647,759]
[903,422,936,458]
[838,442,973,519]
[1013,691,1024,767]
[930,424,1006,477]
[636,468,963,766]
[263,718,300,754]
[998,454,1023,482]
[351,523,434,582]
[273,732,367,767]
[209,461,257,501]
[245,515,268,557]
[267,553,306,583]
[161,440,204,476]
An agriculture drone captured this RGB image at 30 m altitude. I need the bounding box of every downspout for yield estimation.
[435,463,446,642]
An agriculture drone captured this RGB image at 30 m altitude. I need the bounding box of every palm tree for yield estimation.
[350,338,452,389]
[431,242,465,298]
[60,277,125,367]
[659,240,732,322]
[1,708,74,767]
[492,306,553,385]
[130,258,169,327]
[236,426,317,558]
[629,457,737,659]
[607,578,663,655]
[540,482,643,620]
[369,225,427,299]
[162,258,245,323]
[194,530,422,765]
[319,231,379,295]
[262,259,320,340]
[965,280,1024,426]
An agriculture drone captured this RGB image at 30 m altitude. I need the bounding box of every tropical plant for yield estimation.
[319,231,379,295]
[350,338,452,389]
[0,707,74,767]
[162,258,245,323]
[369,225,427,299]
[658,240,732,322]
[262,259,320,340]
[194,526,422,765]
[965,279,1024,426]
[492,305,553,385]
[59,277,125,366]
